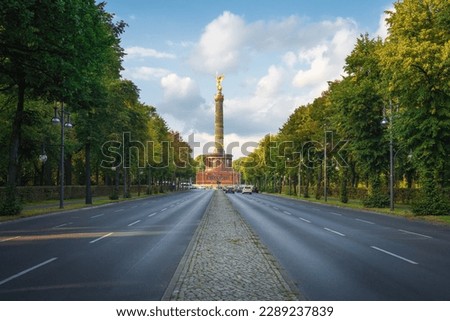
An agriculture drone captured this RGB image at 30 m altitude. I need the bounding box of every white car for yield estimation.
[242,186,252,194]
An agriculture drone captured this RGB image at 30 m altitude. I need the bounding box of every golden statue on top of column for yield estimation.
[216,73,224,94]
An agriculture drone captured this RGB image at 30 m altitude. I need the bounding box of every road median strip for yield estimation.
[165,190,300,301]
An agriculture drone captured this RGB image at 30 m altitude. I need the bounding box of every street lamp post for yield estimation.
[52,102,72,209]
[382,100,394,211]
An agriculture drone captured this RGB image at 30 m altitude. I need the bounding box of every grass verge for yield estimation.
[0,192,162,223]
[268,193,450,226]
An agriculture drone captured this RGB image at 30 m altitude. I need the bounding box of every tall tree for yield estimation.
[379,0,450,214]
[0,0,124,186]
[330,35,389,206]
[1,0,126,211]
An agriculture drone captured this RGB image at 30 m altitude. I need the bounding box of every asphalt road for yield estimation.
[0,189,213,300]
[227,192,450,300]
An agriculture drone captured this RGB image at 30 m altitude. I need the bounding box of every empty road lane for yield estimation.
[228,192,450,300]
[0,189,213,300]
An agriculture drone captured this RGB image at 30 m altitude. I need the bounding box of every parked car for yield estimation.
[242,185,253,194]
[225,186,235,193]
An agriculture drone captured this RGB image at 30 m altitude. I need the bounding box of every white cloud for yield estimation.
[166,40,195,48]
[255,65,285,97]
[135,12,362,154]
[292,18,358,91]
[283,51,297,67]
[298,45,328,63]
[189,12,357,89]
[125,66,170,80]
[375,8,392,40]
[293,55,330,89]
[159,73,206,121]
[189,11,249,73]
[161,73,200,100]
[331,26,357,58]
[189,13,310,74]
[125,46,176,59]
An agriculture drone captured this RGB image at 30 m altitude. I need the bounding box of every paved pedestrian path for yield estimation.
[164,190,300,301]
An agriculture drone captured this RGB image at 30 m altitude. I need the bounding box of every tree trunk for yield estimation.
[7,80,26,187]
[123,167,128,197]
[85,142,92,204]
[65,154,72,186]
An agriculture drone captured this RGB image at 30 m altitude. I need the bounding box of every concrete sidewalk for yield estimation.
[164,190,300,301]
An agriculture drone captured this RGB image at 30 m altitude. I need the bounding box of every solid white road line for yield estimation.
[398,229,432,239]
[371,246,418,265]
[128,220,141,227]
[355,218,375,225]
[89,232,113,244]
[0,257,58,286]
[298,217,311,223]
[324,227,346,237]
[0,236,20,243]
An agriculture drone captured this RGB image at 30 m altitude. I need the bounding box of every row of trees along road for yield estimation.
[234,0,450,215]
[0,1,195,215]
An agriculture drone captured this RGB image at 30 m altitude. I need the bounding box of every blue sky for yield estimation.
[103,0,393,157]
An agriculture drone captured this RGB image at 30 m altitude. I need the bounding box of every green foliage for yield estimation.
[379,0,450,185]
[0,185,23,216]
[0,2,196,197]
[329,35,387,179]
[362,194,390,208]
[237,2,449,211]
[412,176,450,216]
[412,197,450,216]
[362,175,390,208]
[109,192,119,200]
[340,176,349,204]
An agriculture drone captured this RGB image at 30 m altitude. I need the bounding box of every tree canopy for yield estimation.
[0,0,196,214]
[238,0,450,214]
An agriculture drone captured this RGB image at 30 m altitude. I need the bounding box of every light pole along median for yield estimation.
[52,102,72,209]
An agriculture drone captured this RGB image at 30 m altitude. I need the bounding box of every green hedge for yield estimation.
[283,186,426,204]
[0,185,150,203]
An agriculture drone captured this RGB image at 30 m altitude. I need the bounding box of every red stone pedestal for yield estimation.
[195,153,239,187]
